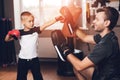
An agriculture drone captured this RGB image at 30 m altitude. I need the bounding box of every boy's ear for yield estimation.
[21,20,25,24]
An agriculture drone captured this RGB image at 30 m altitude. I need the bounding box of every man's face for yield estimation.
[92,12,108,32]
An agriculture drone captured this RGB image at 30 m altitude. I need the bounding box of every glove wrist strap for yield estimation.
[64,49,72,59]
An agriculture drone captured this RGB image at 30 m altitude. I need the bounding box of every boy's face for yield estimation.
[22,15,34,30]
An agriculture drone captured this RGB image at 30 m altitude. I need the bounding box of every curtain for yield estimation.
[0,18,16,67]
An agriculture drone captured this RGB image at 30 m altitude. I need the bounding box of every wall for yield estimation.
[1,0,120,59]
[37,30,58,58]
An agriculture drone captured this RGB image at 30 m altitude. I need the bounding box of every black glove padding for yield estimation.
[60,42,73,61]
[11,35,18,40]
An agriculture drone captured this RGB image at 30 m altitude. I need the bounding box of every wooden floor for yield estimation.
[0,61,77,80]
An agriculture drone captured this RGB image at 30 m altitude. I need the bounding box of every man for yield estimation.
[58,6,120,80]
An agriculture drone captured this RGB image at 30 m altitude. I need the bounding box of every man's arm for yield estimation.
[56,34,95,71]
[67,54,94,71]
[75,29,95,44]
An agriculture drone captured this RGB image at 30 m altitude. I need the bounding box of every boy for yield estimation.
[5,11,63,80]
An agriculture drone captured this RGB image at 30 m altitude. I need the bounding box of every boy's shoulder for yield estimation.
[19,27,41,36]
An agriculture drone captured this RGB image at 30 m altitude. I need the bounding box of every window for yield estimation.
[13,0,86,30]
[21,0,64,29]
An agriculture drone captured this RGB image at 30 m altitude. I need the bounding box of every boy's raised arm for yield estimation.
[40,15,64,31]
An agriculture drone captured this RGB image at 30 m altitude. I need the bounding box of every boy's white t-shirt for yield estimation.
[18,27,40,59]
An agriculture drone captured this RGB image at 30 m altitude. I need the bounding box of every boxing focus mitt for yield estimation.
[8,29,20,40]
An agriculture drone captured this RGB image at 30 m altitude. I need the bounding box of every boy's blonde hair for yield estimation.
[21,11,34,21]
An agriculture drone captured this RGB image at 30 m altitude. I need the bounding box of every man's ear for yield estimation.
[104,20,110,27]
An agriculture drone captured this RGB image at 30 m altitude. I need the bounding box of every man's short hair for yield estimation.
[97,6,119,30]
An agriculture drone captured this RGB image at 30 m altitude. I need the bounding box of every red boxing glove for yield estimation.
[55,16,65,22]
[8,29,20,40]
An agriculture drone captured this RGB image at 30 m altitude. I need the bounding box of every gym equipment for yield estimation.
[60,6,75,35]
[68,23,74,35]
[51,30,83,76]
[92,0,110,7]
[60,6,72,21]
[51,30,67,62]
[118,0,120,11]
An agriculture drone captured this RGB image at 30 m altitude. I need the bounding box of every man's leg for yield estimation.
[73,67,94,80]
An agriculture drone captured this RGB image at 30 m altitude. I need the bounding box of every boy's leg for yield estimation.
[17,59,28,80]
[30,57,43,80]
[73,67,94,80]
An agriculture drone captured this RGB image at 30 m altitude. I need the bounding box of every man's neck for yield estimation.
[100,29,111,38]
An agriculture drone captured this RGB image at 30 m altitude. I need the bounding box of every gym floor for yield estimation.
[0,61,76,80]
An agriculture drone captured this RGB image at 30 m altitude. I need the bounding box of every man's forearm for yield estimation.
[75,28,95,44]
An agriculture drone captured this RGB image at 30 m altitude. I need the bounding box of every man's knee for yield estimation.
[73,67,94,80]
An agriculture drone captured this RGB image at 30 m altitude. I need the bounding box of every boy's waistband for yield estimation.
[19,57,38,61]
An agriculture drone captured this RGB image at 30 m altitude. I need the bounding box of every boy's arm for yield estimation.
[40,16,64,31]
[5,33,14,42]
[5,30,20,42]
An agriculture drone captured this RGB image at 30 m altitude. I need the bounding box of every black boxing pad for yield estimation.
[51,30,67,62]
[51,30,66,46]
[51,30,75,76]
